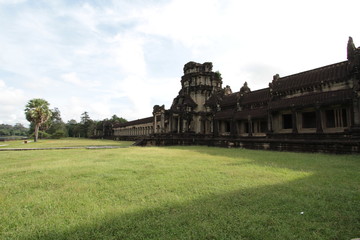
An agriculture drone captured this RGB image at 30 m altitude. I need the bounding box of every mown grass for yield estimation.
[0,143,359,239]
[0,137,134,148]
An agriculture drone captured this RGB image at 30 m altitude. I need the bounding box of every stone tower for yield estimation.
[180,61,223,111]
[170,61,223,133]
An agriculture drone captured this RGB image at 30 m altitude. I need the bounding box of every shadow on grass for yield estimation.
[24,147,360,240]
[177,146,360,172]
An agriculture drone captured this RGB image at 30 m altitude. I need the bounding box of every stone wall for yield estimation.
[133,133,360,154]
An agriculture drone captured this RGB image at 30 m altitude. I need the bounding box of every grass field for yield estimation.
[0,138,134,148]
[0,139,359,239]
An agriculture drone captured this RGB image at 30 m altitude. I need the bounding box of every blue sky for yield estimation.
[1,0,359,126]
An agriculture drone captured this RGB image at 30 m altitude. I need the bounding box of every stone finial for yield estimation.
[153,104,165,114]
[203,62,213,72]
[273,74,280,81]
[347,36,356,61]
[183,61,213,74]
[224,85,232,95]
[240,82,251,94]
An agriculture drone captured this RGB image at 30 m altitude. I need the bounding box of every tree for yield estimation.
[27,107,67,139]
[0,123,28,136]
[0,124,12,136]
[80,111,93,138]
[25,98,52,142]
[110,114,127,124]
[80,111,91,124]
[41,107,62,132]
[45,108,68,138]
[66,119,78,137]
[13,123,28,136]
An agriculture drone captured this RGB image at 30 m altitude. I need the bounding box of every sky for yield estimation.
[1,0,360,126]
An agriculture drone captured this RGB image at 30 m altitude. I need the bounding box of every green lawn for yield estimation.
[0,138,134,148]
[0,142,359,239]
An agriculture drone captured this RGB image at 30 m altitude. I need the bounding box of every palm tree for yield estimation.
[25,98,52,142]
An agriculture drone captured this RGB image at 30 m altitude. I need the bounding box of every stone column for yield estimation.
[153,115,157,134]
[353,98,360,126]
[230,120,236,136]
[168,117,172,132]
[267,111,273,132]
[183,119,187,133]
[202,119,206,134]
[248,115,253,136]
[161,113,165,133]
[292,109,298,134]
[177,117,180,133]
[316,106,323,133]
[213,120,219,137]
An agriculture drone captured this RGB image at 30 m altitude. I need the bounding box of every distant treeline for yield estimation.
[0,123,28,136]
[4,106,127,140]
[27,109,127,139]
[64,112,127,138]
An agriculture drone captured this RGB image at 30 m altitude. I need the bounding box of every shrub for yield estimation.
[30,131,50,139]
[51,130,65,139]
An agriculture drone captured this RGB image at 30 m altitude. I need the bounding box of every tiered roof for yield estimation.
[115,117,153,128]
[271,61,349,93]
[220,93,238,108]
[214,60,352,120]
[269,89,353,110]
[241,88,270,105]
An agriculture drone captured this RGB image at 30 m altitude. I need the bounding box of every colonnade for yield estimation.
[114,126,154,136]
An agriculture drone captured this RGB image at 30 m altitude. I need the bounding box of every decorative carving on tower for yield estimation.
[347,36,356,61]
[224,85,232,95]
[347,37,360,74]
[240,82,251,95]
[153,105,165,133]
[273,74,280,81]
[172,61,223,113]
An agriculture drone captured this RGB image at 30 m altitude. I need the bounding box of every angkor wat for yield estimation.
[97,37,360,153]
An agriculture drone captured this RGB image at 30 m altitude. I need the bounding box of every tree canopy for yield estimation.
[21,100,128,140]
[25,98,52,142]
[110,114,127,124]
[0,123,28,136]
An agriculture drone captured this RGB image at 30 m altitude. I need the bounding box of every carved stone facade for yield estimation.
[111,37,360,153]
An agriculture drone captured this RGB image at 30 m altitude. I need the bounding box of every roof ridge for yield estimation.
[278,61,348,81]
[231,87,270,96]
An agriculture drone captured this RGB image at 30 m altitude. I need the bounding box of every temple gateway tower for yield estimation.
[168,61,223,134]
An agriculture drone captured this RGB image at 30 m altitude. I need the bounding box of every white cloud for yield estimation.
[0,0,27,4]
[61,96,113,122]
[0,80,25,105]
[132,0,360,112]
[61,72,101,88]
[0,80,27,125]
[112,33,147,76]
[136,0,222,49]
[61,97,90,122]
[62,72,83,86]
[70,3,98,33]
[1,0,360,126]
[23,76,59,91]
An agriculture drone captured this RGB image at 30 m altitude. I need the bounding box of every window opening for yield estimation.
[302,112,316,128]
[326,108,347,128]
[282,114,293,129]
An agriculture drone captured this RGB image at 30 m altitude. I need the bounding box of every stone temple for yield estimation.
[97,37,360,153]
